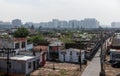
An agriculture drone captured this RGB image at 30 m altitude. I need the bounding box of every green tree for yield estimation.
[28,35,48,45]
[13,27,29,38]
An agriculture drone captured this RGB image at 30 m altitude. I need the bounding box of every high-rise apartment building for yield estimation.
[12,19,22,27]
[69,20,79,29]
[0,21,13,30]
[111,22,120,28]
[39,18,99,29]
[52,19,59,28]
[58,21,68,29]
[81,18,99,28]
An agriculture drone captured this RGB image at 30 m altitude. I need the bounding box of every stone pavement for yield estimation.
[81,49,101,76]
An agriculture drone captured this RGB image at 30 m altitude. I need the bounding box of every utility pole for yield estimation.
[52,44,59,70]
[52,62,55,70]
[0,38,15,76]
[7,48,10,76]
[80,48,82,71]
[99,31,105,76]
[79,41,82,72]
[0,48,15,76]
[61,51,66,62]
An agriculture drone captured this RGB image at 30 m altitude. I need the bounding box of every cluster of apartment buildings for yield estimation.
[0,19,22,30]
[111,22,120,28]
[0,18,100,30]
[1,18,120,30]
[40,18,99,29]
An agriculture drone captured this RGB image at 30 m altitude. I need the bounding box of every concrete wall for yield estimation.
[14,40,33,54]
[25,56,40,74]
[0,60,26,74]
[0,56,40,75]
[59,49,85,63]
[11,60,25,74]
[13,40,27,51]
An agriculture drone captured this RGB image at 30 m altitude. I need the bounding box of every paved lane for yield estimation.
[81,49,101,76]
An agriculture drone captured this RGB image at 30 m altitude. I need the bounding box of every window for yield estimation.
[50,52,59,59]
[15,43,20,49]
[21,42,26,48]
[37,59,40,66]
[76,52,80,56]
[70,51,72,55]
[28,62,31,69]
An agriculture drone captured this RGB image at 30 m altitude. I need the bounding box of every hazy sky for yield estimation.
[0,0,120,26]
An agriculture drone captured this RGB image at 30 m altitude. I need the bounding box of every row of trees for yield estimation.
[13,27,100,45]
[13,27,48,45]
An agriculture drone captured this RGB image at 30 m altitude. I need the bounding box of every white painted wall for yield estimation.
[26,43,33,50]
[59,48,85,63]
[26,60,34,74]
[25,56,40,74]
[14,41,33,54]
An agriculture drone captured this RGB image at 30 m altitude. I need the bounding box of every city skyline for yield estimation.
[0,18,100,29]
[0,0,120,26]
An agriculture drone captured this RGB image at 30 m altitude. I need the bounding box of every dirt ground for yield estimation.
[31,61,87,76]
[105,55,120,76]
